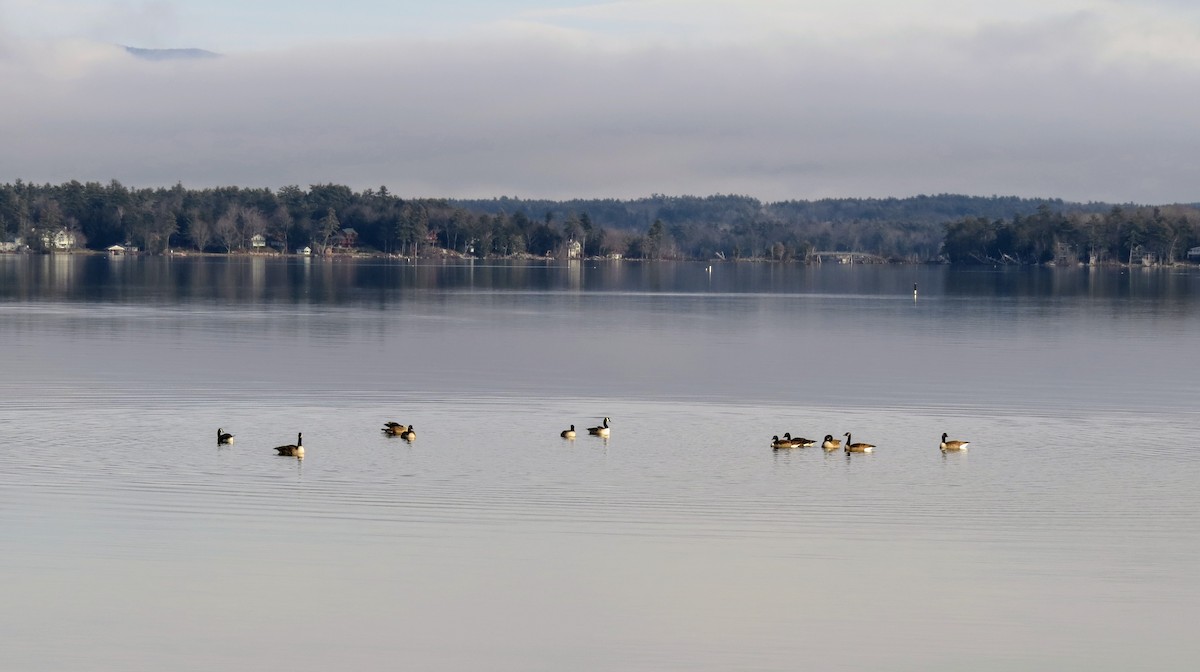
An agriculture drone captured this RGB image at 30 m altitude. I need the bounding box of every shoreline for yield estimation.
[2,247,1198,269]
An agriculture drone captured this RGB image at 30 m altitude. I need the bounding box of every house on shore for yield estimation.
[333,228,358,251]
[42,229,77,251]
[566,239,582,260]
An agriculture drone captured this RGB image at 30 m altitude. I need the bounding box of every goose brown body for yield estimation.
[275,432,304,458]
[772,433,813,449]
[786,433,816,447]
[940,433,970,451]
[821,434,841,451]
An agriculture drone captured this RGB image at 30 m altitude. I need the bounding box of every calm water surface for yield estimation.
[2,255,1198,671]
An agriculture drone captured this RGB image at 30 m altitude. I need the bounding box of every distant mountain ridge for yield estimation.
[123,46,220,61]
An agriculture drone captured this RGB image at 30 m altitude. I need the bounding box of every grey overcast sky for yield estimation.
[2,0,1200,202]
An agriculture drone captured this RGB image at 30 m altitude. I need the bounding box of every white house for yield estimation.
[1187,246,1200,260]
[41,229,77,250]
[250,234,267,249]
[295,245,312,256]
[566,239,583,259]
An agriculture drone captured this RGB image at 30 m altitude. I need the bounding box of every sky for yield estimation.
[3,0,1200,203]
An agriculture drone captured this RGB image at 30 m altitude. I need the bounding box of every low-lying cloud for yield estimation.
[3,1,1200,203]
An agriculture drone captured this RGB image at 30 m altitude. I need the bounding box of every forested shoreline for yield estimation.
[2,180,1198,264]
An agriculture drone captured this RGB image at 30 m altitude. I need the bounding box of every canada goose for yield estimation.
[940,432,970,452]
[843,432,875,453]
[399,425,416,442]
[821,434,842,451]
[587,417,610,438]
[217,428,234,445]
[771,433,807,449]
[382,422,408,436]
[275,432,304,458]
[561,424,576,439]
[786,433,816,447]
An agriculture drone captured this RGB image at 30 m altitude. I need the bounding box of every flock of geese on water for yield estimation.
[217,419,966,459]
[214,417,615,460]
[771,432,970,453]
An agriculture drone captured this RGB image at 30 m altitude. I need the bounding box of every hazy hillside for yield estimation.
[123,46,220,61]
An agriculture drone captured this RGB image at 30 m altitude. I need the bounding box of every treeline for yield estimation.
[1,179,1190,263]
[0,180,627,257]
[448,194,1109,261]
[944,204,1200,265]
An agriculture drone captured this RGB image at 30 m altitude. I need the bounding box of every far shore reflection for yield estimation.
[2,254,1198,306]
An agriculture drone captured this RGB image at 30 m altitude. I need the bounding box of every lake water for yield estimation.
[2,255,1198,671]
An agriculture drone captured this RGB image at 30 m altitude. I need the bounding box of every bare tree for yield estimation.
[189,210,213,251]
[28,197,64,250]
[241,207,267,243]
[144,205,178,254]
[215,205,240,253]
[317,207,340,255]
[397,203,427,257]
[268,207,293,254]
[66,216,86,250]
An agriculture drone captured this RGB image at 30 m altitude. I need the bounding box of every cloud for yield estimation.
[2,1,1200,203]
[0,0,181,47]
